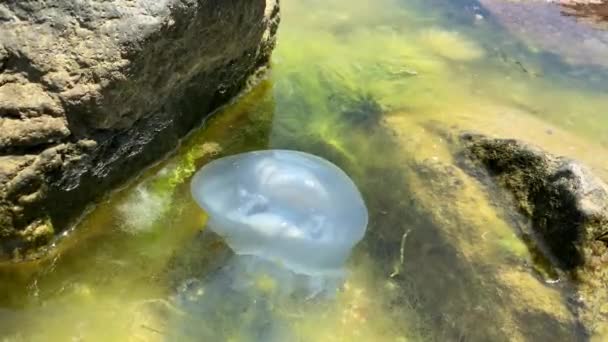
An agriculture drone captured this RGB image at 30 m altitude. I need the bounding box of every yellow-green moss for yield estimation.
[419,28,485,61]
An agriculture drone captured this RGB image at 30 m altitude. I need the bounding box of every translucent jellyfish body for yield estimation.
[179,150,369,340]
[190,149,369,276]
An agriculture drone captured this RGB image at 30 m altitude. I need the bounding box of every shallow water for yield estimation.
[2,0,608,340]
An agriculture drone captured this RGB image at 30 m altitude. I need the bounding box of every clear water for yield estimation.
[2,0,608,341]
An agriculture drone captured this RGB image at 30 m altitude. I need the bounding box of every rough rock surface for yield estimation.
[460,133,608,271]
[560,0,608,30]
[0,0,280,260]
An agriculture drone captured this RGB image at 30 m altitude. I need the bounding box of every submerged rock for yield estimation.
[479,0,608,67]
[0,0,280,259]
[560,0,608,30]
[409,158,582,340]
[459,132,608,336]
[460,133,608,272]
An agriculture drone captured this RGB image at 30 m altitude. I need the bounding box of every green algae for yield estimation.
[419,28,485,61]
[0,80,277,340]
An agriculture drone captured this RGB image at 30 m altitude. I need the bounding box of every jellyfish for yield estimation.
[170,150,368,341]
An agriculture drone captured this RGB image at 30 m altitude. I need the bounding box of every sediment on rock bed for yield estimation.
[0,0,280,260]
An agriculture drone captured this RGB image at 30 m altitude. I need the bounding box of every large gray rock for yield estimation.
[460,133,608,272]
[0,0,280,259]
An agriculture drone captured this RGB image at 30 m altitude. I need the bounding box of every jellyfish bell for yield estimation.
[173,151,368,339]
[190,149,369,277]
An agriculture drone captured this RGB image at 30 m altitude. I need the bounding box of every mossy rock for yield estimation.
[460,133,608,272]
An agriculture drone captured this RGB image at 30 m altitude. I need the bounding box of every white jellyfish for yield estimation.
[171,150,368,341]
[190,149,368,277]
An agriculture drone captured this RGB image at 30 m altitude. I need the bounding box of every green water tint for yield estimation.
[2,0,608,340]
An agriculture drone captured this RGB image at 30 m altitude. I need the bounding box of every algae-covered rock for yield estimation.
[408,158,580,341]
[0,0,280,260]
[460,133,608,272]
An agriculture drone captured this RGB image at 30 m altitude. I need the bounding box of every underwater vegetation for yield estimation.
[115,142,222,234]
[419,28,485,61]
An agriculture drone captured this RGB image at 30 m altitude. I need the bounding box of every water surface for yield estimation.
[2,0,608,340]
